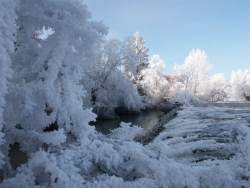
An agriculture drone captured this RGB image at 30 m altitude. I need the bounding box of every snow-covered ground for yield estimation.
[2,104,250,188]
[149,104,250,187]
[86,104,250,187]
[83,104,250,187]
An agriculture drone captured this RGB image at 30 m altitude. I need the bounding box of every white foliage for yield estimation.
[174,89,196,105]
[3,0,105,156]
[147,54,165,73]
[34,26,55,41]
[203,74,228,102]
[139,55,170,104]
[230,69,250,101]
[123,32,149,80]
[84,39,144,110]
[174,49,211,96]
[109,122,143,141]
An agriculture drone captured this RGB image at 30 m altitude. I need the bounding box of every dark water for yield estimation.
[91,110,165,135]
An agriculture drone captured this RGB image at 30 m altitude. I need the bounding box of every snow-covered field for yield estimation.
[149,104,250,187]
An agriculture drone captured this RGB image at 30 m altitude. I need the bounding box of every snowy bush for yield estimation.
[230,69,250,101]
[138,55,170,104]
[174,49,211,97]
[84,39,144,111]
[172,49,230,104]
[109,122,142,141]
[203,74,228,102]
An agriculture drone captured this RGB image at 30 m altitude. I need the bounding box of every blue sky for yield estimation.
[85,0,250,77]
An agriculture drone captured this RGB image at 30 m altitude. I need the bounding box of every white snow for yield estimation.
[150,105,250,187]
[34,26,55,41]
[3,104,250,187]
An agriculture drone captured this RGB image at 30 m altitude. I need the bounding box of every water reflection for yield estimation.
[90,110,164,135]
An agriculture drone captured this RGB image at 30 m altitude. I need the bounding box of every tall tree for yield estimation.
[84,39,143,110]
[138,55,170,104]
[123,32,149,81]
[0,0,16,167]
[174,49,210,96]
[230,69,250,101]
[4,0,107,153]
[204,74,228,102]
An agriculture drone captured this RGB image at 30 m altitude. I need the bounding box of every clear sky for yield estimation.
[85,0,250,77]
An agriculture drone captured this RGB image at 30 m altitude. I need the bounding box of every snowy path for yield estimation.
[151,105,250,187]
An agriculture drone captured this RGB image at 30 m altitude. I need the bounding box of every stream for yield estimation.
[92,110,164,135]
[91,106,180,143]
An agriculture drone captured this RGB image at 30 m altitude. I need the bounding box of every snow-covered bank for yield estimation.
[206,102,250,108]
[2,104,250,187]
[135,106,180,144]
[150,105,250,187]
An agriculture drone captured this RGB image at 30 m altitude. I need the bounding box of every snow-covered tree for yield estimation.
[230,69,250,101]
[174,49,211,97]
[0,0,16,167]
[4,0,107,155]
[84,39,123,106]
[203,74,228,102]
[84,39,143,111]
[138,55,170,104]
[123,32,149,80]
